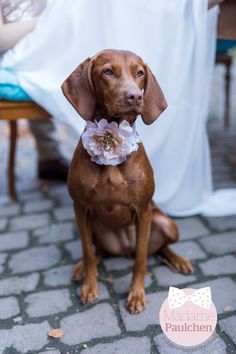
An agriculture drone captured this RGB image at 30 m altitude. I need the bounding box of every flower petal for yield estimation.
[98,119,108,129]
[119,120,133,137]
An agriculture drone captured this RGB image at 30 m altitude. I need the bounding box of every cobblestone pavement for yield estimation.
[0,60,236,353]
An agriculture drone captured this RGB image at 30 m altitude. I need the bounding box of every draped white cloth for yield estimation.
[2,0,236,216]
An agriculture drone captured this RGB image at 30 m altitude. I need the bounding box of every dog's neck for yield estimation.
[94,108,138,126]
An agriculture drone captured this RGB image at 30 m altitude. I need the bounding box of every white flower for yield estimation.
[81,119,140,165]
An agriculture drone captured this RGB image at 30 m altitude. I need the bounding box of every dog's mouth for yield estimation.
[105,99,143,119]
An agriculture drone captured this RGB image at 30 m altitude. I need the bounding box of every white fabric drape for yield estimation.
[2,0,236,216]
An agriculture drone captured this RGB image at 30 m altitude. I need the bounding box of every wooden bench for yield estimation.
[0,100,50,200]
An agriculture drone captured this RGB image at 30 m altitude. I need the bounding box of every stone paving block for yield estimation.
[0,195,9,204]
[43,265,74,287]
[84,336,151,354]
[0,321,50,353]
[204,216,236,232]
[25,289,72,317]
[10,213,50,231]
[34,222,74,244]
[9,245,61,273]
[16,178,39,194]
[0,297,19,319]
[219,316,236,345]
[103,256,155,273]
[65,240,83,261]
[0,273,39,296]
[0,203,20,217]
[191,278,236,314]
[54,206,74,221]
[19,191,45,202]
[60,303,121,345]
[56,194,72,206]
[51,190,72,206]
[153,265,197,287]
[119,291,167,331]
[48,184,69,198]
[112,272,152,294]
[199,255,236,275]
[0,253,7,274]
[199,231,236,255]
[103,257,134,271]
[39,351,61,354]
[0,218,7,231]
[154,333,227,354]
[175,217,210,240]
[0,231,29,252]
[76,282,110,300]
[170,241,207,260]
[23,200,54,213]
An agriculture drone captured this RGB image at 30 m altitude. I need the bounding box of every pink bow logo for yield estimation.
[168,287,212,310]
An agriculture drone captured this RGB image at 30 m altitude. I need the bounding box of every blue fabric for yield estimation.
[0,68,32,101]
[216,39,236,54]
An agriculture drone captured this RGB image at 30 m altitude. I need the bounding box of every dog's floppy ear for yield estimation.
[61,58,97,120]
[141,64,167,125]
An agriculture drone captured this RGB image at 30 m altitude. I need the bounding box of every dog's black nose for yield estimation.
[125,89,143,106]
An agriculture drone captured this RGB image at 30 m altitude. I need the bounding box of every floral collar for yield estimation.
[81,119,140,166]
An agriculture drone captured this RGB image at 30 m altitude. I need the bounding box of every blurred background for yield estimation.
[1,48,235,198]
[209,46,236,190]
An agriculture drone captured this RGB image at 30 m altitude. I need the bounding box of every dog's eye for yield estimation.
[137,69,144,77]
[104,68,114,76]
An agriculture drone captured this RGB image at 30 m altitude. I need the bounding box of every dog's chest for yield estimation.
[68,144,154,213]
[80,166,143,205]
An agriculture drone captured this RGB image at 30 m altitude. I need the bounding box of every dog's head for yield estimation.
[62,49,167,124]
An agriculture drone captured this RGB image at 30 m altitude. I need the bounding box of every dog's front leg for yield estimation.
[73,203,99,304]
[127,207,152,314]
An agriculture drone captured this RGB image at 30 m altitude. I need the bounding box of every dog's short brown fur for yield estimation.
[62,49,193,314]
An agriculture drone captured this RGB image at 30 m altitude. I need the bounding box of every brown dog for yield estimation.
[62,49,193,314]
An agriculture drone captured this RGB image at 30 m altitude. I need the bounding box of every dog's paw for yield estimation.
[80,282,99,304]
[164,255,194,275]
[126,288,147,314]
[72,260,85,282]
[179,257,194,274]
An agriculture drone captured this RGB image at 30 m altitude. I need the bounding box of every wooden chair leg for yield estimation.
[8,120,17,200]
[224,57,232,129]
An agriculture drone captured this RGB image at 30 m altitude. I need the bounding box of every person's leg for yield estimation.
[28,119,68,181]
[228,155,236,166]
[28,119,61,161]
